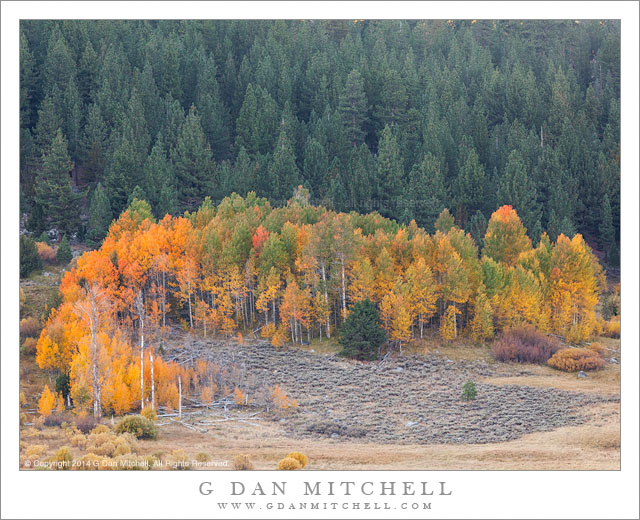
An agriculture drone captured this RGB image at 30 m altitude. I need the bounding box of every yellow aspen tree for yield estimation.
[405,258,437,338]
[483,205,532,265]
[440,305,460,341]
[38,385,56,417]
[349,257,376,304]
[470,290,494,342]
[391,297,413,352]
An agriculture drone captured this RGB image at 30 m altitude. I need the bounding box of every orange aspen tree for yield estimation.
[73,283,112,418]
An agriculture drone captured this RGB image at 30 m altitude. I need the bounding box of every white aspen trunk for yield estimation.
[149,351,155,410]
[136,290,145,410]
[453,302,457,338]
[178,376,182,419]
[162,271,166,328]
[187,284,193,328]
[272,299,276,326]
[89,299,101,418]
[140,325,144,410]
[340,256,347,319]
[321,264,330,338]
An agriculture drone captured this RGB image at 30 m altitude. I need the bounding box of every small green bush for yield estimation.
[461,380,477,401]
[115,415,158,439]
[56,235,73,265]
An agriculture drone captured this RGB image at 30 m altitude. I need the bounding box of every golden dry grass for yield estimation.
[97,400,617,470]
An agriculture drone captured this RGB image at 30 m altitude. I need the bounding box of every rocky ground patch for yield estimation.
[165,337,618,445]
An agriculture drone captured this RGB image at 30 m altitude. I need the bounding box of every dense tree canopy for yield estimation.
[20,20,619,260]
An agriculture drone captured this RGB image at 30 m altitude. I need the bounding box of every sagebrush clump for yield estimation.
[277,457,302,470]
[233,454,255,470]
[115,415,158,439]
[491,326,561,364]
[286,452,308,468]
[547,348,605,372]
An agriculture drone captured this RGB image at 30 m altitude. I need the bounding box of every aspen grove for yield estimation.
[36,191,605,417]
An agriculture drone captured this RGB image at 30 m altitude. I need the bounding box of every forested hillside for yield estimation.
[20,20,620,264]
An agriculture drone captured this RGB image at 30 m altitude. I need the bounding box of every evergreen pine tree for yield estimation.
[375,125,403,219]
[105,132,136,216]
[20,234,42,278]
[34,95,62,153]
[171,105,214,207]
[599,193,617,266]
[497,149,540,234]
[34,129,81,237]
[268,129,300,203]
[467,210,488,249]
[144,136,176,218]
[235,83,259,155]
[87,182,112,245]
[127,185,147,207]
[455,141,487,226]
[338,299,387,361]
[407,152,448,232]
[56,234,73,265]
[233,146,255,197]
[338,69,369,147]
[20,32,38,129]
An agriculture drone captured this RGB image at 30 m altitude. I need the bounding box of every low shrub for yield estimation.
[587,342,606,357]
[43,413,66,427]
[547,348,605,372]
[36,242,57,264]
[22,337,38,355]
[277,457,302,470]
[114,454,149,470]
[74,452,107,470]
[90,424,110,435]
[286,452,308,468]
[195,452,211,463]
[140,406,157,422]
[74,414,97,434]
[19,317,41,338]
[48,446,73,469]
[70,434,87,448]
[169,449,191,470]
[115,415,158,439]
[491,326,561,364]
[601,316,620,338]
[233,454,254,470]
[25,444,48,459]
[92,441,116,457]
